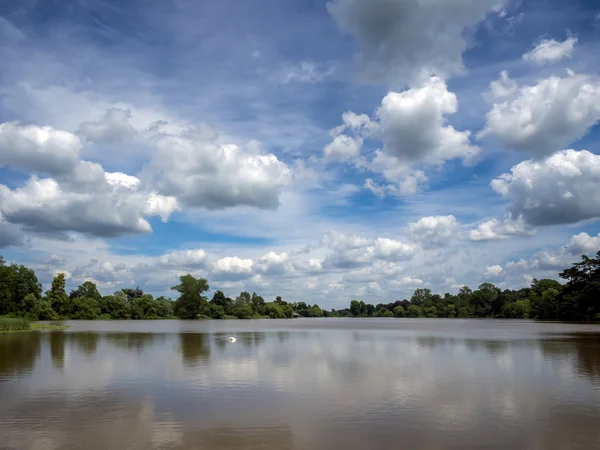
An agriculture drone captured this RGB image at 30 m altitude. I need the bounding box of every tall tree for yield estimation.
[46,273,70,317]
[171,275,210,319]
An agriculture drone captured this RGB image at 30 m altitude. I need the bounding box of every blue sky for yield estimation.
[1,0,600,307]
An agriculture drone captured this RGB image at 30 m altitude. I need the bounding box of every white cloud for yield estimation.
[391,276,424,288]
[78,108,136,143]
[485,264,504,278]
[330,77,477,197]
[522,37,577,65]
[364,171,428,198]
[491,149,600,225]
[212,256,254,280]
[376,77,479,167]
[255,251,293,275]
[322,230,417,268]
[469,214,535,241]
[149,125,290,210]
[0,122,80,175]
[156,249,207,268]
[480,72,600,155]
[0,174,178,238]
[407,215,458,248]
[564,232,600,256]
[327,0,507,84]
[324,135,363,161]
[486,70,517,102]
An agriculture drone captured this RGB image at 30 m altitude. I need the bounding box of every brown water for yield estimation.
[1,319,600,450]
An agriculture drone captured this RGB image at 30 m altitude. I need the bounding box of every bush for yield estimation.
[0,317,30,331]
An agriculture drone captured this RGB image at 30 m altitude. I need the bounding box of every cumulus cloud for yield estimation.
[375,77,479,167]
[491,149,600,225]
[0,173,179,238]
[484,264,504,279]
[324,135,363,161]
[328,77,477,196]
[322,230,417,268]
[326,0,507,84]
[149,125,290,210]
[480,72,600,155]
[78,108,137,143]
[522,37,577,65]
[156,249,207,268]
[0,122,80,175]
[469,214,535,241]
[485,70,517,102]
[212,256,255,280]
[254,252,294,276]
[563,232,600,256]
[407,215,458,248]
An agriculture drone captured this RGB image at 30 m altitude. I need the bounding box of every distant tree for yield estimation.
[393,305,405,317]
[265,302,285,318]
[23,294,58,320]
[46,273,70,317]
[559,252,600,321]
[407,304,422,318]
[251,293,266,315]
[470,283,500,318]
[71,297,101,320]
[423,306,438,318]
[501,300,531,319]
[171,275,210,319]
[0,259,42,315]
[99,295,129,319]
[411,288,432,307]
[211,291,233,314]
[71,281,102,301]
[350,300,361,317]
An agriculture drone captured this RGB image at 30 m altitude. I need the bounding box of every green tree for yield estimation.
[470,283,500,318]
[71,281,102,301]
[350,300,362,317]
[393,305,405,317]
[407,304,422,318]
[46,273,70,317]
[171,275,210,319]
[423,306,438,318]
[559,252,600,321]
[98,295,129,319]
[130,294,158,319]
[0,259,42,315]
[155,297,174,318]
[23,294,58,320]
[265,302,285,318]
[411,289,432,307]
[501,300,531,319]
[71,298,101,320]
[251,293,266,315]
[211,291,233,314]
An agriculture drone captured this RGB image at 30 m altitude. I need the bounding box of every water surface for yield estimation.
[1,319,600,450]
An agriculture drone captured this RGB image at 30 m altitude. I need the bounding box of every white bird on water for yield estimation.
[229,337,236,343]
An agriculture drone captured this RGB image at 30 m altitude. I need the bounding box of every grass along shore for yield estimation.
[0,317,68,332]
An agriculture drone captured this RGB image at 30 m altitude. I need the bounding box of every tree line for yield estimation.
[1,251,599,321]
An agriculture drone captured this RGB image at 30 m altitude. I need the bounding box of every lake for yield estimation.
[1,319,600,450]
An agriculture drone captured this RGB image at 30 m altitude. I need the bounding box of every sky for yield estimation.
[1,0,600,308]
